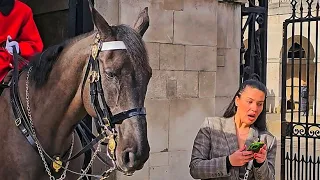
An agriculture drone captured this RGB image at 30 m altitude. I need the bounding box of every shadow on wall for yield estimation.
[266,89,276,113]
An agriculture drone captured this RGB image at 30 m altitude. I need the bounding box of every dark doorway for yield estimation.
[24,0,94,48]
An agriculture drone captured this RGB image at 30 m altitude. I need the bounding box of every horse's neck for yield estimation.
[29,34,94,153]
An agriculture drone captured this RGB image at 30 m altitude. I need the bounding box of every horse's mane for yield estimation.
[27,25,150,88]
[27,43,65,87]
[27,31,94,87]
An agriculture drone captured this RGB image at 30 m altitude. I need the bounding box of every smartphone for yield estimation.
[247,142,264,152]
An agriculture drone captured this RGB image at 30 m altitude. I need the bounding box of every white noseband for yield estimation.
[101,41,127,51]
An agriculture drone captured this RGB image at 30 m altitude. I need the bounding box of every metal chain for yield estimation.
[26,66,36,134]
[57,134,75,180]
[26,66,117,180]
[77,139,105,180]
[26,66,74,180]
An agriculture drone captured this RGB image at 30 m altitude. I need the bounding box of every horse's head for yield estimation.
[83,7,152,174]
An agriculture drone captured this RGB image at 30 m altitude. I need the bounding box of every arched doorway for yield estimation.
[284,36,316,112]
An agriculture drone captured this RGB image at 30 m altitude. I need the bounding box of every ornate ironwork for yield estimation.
[240,0,268,85]
[281,0,320,179]
[241,0,268,148]
[285,122,320,138]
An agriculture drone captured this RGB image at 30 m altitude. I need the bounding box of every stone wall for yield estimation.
[95,0,243,179]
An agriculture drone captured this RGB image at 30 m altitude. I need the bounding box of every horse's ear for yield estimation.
[90,6,113,38]
[133,7,149,37]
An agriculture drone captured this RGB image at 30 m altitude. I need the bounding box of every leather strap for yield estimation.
[67,124,106,162]
[112,107,146,124]
[74,123,110,165]
[10,47,37,150]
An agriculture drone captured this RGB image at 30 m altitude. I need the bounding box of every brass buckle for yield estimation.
[52,156,63,172]
[103,117,111,127]
[15,118,21,126]
[108,134,116,159]
[91,44,99,60]
[89,71,100,83]
[91,33,101,60]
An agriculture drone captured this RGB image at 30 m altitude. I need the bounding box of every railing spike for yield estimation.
[286,152,290,160]
[293,153,297,161]
[308,156,313,163]
[301,155,305,162]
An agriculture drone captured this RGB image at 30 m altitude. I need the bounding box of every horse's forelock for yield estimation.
[111,25,151,75]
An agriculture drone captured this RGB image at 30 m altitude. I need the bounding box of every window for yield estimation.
[288,43,306,58]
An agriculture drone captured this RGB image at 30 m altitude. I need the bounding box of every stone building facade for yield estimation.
[95,0,245,179]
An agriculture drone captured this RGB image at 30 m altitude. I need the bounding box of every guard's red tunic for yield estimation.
[0,0,43,81]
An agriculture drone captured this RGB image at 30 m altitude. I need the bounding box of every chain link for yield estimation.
[26,66,74,180]
[77,139,106,180]
[26,66,117,179]
[26,67,35,134]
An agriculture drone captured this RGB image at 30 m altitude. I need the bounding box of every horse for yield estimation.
[0,5,152,180]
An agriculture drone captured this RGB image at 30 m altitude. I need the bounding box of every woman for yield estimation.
[0,0,43,83]
[189,75,277,180]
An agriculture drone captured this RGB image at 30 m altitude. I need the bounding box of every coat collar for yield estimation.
[0,0,14,16]
[222,116,238,154]
[222,116,260,153]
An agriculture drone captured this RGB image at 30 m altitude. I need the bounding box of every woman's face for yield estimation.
[235,86,265,125]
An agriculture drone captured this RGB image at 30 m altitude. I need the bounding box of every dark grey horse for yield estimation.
[0,6,151,180]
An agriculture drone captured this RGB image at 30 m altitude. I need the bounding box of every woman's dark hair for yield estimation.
[223,74,268,131]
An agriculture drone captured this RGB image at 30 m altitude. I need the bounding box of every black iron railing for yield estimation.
[281,0,320,179]
[240,0,268,85]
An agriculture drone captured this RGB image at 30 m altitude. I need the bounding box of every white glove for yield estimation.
[5,36,20,55]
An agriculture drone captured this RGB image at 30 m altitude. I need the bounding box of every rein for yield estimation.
[8,32,147,179]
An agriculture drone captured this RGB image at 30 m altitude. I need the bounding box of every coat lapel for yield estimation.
[221,117,261,179]
[222,117,261,151]
[222,116,238,154]
[222,116,240,179]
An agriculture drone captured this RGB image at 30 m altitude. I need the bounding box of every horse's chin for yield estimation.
[114,158,147,176]
[123,171,135,176]
[115,163,136,176]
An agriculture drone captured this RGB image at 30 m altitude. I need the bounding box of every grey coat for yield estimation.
[189,116,277,180]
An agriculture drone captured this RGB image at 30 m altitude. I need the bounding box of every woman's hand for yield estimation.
[254,144,267,164]
[229,145,254,166]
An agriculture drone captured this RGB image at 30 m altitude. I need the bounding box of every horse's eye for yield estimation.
[105,69,116,79]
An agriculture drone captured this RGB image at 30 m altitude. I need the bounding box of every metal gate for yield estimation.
[281,0,320,179]
[240,0,268,127]
[240,0,268,85]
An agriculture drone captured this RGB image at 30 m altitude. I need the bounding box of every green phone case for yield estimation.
[247,142,264,152]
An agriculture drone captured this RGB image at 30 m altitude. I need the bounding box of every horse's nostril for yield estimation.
[123,150,136,168]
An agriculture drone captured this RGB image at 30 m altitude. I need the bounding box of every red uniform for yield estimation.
[0,0,43,81]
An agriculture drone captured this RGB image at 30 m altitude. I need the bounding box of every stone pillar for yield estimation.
[95,0,245,179]
[215,2,242,116]
[266,15,283,113]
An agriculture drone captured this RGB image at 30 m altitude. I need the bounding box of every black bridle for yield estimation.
[8,33,147,176]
